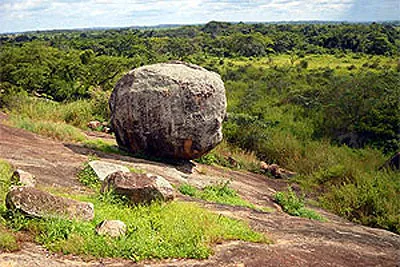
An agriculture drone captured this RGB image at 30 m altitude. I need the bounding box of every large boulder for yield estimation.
[6,187,94,221]
[109,61,227,160]
[101,171,175,204]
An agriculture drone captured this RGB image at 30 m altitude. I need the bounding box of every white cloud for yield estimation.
[0,0,398,33]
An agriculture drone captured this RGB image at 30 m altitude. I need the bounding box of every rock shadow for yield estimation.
[63,143,196,174]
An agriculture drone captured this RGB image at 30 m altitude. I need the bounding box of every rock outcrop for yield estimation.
[96,220,127,238]
[6,187,94,221]
[88,160,130,181]
[109,61,227,160]
[101,171,175,204]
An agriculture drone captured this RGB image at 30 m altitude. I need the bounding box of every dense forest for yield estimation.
[0,21,399,233]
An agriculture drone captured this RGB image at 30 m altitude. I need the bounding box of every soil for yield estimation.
[0,120,399,267]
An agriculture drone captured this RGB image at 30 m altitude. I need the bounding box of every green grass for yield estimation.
[4,194,268,261]
[0,160,19,252]
[178,182,272,212]
[5,95,107,129]
[274,188,326,221]
[0,160,13,202]
[8,115,86,142]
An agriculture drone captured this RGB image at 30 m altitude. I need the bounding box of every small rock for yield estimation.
[260,161,296,179]
[88,121,101,129]
[88,160,130,181]
[101,171,175,204]
[11,169,35,187]
[227,156,240,168]
[6,187,94,221]
[96,220,126,238]
[102,127,111,134]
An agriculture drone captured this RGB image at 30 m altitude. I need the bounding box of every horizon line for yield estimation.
[2,19,399,35]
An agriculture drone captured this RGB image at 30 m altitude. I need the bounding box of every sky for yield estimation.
[0,0,399,33]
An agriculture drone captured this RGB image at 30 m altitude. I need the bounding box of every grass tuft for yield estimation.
[274,187,326,221]
[179,182,272,212]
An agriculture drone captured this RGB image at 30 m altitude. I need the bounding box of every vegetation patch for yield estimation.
[0,160,20,252]
[8,115,85,142]
[179,182,272,212]
[195,141,261,172]
[3,194,268,261]
[274,188,326,221]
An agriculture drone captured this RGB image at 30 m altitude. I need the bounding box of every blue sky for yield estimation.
[0,0,399,33]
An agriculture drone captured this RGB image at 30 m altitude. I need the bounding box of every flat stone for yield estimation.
[11,169,36,187]
[101,171,175,204]
[88,160,130,181]
[6,187,94,221]
[96,220,126,238]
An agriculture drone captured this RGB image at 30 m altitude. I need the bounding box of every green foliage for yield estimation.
[320,170,400,233]
[274,188,326,221]
[178,182,272,212]
[5,95,107,129]
[0,160,13,203]
[4,195,268,261]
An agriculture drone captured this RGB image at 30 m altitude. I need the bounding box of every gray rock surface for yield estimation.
[101,171,175,204]
[88,160,130,181]
[109,61,227,160]
[11,169,36,187]
[6,187,94,221]
[95,220,127,238]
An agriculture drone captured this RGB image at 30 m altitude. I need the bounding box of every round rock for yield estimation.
[109,61,227,160]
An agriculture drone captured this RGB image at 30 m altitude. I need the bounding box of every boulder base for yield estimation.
[6,187,94,221]
[101,171,174,204]
[109,61,227,160]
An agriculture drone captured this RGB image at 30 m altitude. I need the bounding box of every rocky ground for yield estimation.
[0,120,399,267]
